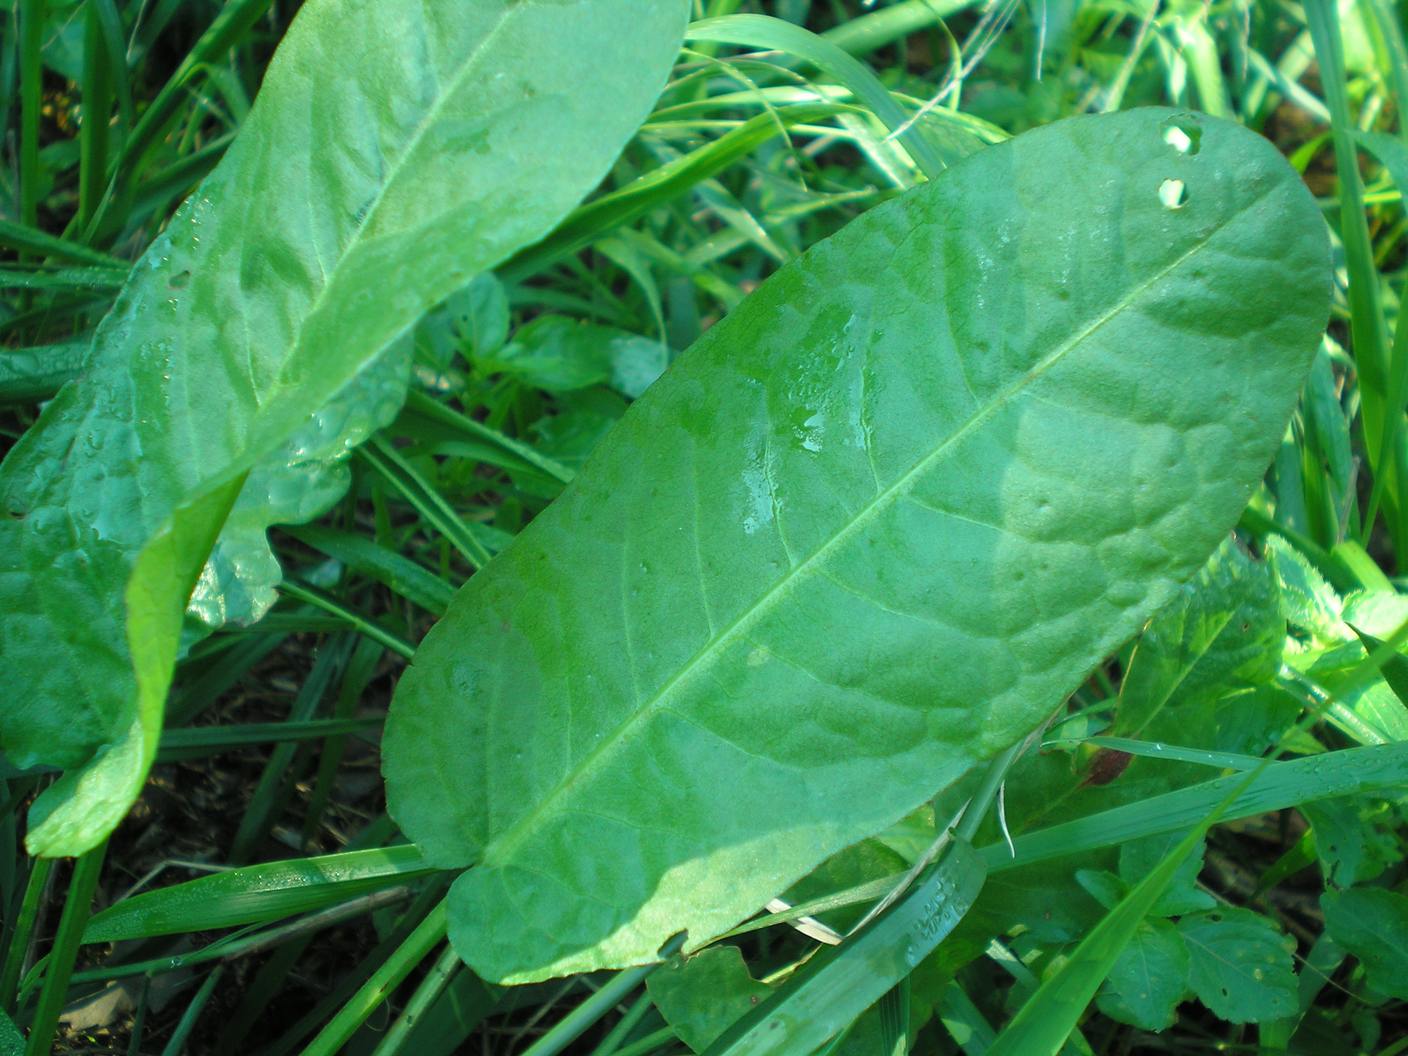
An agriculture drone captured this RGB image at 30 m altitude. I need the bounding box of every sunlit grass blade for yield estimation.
[686,14,944,179]
[821,0,976,57]
[1305,0,1401,557]
[369,944,462,1056]
[83,844,436,943]
[359,437,494,570]
[521,959,670,1056]
[503,103,841,282]
[987,742,1408,872]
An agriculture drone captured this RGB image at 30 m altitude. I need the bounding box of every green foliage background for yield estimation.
[0,1,1405,1054]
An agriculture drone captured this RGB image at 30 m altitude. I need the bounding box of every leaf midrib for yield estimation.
[484,190,1269,868]
[265,5,521,393]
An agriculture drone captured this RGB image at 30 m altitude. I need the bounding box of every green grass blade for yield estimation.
[24,841,107,1056]
[0,856,52,1009]
[157,965,224,1056]
[686,14,944,179]
[502,102,842,282]
[83,0,274,242]
[17,0,44,238]
[275,581,416,660]
[985,742,1408,872]
[702,840,985,1056]
[521,961,664,1056]
[1352,130,1408,536]
[1305,0,1401,556]
[368,944,461,1056]
[985,771,1255,1056]
[78,0,115,229]
[822,0,977,57]
[404,390,574,486]
[298,898,448,1056]
[83,845,436,943]
[935,980,997,1054]
[228,637,349,863]
[156,717,380,762]
[359,437,494,570]
[0,218,126,267]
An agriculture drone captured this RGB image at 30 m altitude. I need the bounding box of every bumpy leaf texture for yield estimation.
[0,0,689,856]
[384,108,1330,984]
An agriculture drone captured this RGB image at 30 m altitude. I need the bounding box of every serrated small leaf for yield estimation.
[1096,918,1190,1031]
[1178,908,1297,1022]
[1321,886,1408,999]
[1116,540,1283,739]
[1265,534,1345,640]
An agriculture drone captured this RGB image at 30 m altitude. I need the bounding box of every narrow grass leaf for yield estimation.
[281,525,456,615]
[984,784,1236,1056]
[701,841,985,1056]
[82,845,436,942]
[685,14,944,179]
[986,743,1408,872]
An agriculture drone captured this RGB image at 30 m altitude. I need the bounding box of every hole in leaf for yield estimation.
[1159,178,1188,210]
[1161,116,1202,155]
[168,270,191,290]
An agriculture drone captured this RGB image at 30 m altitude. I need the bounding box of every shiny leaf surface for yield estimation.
[384,108,1329,983]
[0,0,689,856]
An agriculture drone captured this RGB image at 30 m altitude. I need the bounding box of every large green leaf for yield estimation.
[0,0,690,857]
[383,108,1329,983]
